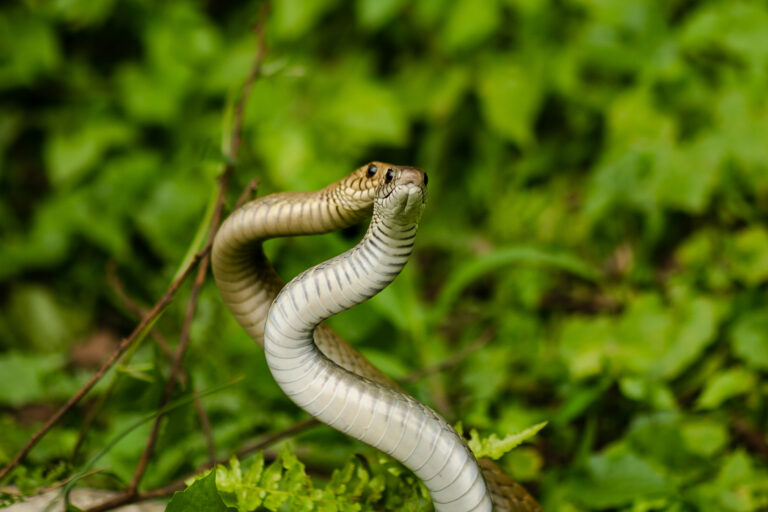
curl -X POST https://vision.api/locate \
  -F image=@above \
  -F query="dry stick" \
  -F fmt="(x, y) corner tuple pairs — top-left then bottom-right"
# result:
(0, 248), (207, 483)
(234, 177), (261, 209)
(128, 259), (211, 494)
(106, 260), (216, 463)
(106, 261), (173, 359)
(0, 4), (269, 490)
(82, 10), (271, 512)
(128, 7), (268, 495)
(400, 331), (493, 384)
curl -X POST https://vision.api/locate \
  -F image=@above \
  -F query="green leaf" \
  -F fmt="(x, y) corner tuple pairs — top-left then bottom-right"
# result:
(321, 79), (407, 146)
(273, 0), (339, 40)
(0, 352), (64, 407)
(441, 0), (500, 51)
(730, 311), (768, 370)
(696, 367), (756, 410)
(166, 470), (231, 512)
(43, 117), (132, 188)
(576, 446), (673, 508)
(658, 297), (722, 379)
(0, 11), (60, 88)
(434, 245), (601, 320)
(729, 227), (768, 286)
(477, 57), (542, 146)
(468, 422), (547, 459)
(681, 418), (728, 457)
(356, 0), (405, 28)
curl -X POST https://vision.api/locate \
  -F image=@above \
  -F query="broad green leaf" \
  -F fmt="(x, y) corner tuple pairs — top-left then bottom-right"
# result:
(434, 245), (601, 320)
(696, 367), (756, 410)
(44, 119), (134, 188)
(273, 0), (340, 39)
(0, 11), (60, 88)
(49, 0), (116, 25)
(655, 137), (722, 213)
(321, 79), (407, 146)
(477, 58), (542, 147)
(658, 297), (722, 379)
(559, 316), (613, 379)
(441, 0), (500, 51)
(576, 446), (673, 508)
(729, 227), (768, 286)
(730, 311), (768, 370)
(0, 352), (64, 407)
(356, 0), (405, 28)
(681, 419), (728, 457)
(505, 447), (543, 481)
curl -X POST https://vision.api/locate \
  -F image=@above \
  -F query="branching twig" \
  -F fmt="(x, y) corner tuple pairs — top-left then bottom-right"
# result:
(106, 261), (173, 358)
(106, 260), (216, 464)
(400, 331), (493, 384)
(0, 2), (270, 492)
(234, 177), (261, 209)
(128, 259), (211, 493)
(79, 9), (270, 512)
(0, 248), (206, 483)
(128, 5), (269, 495)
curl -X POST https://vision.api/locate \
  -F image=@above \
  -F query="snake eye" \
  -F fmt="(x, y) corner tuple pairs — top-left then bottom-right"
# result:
(385, 168), (395, 183)
(366, 164), (378, 177)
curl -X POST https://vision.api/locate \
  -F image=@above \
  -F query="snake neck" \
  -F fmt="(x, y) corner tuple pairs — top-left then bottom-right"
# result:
(264, 216), (493, 512)
(211, 184), (370, 343)
(210, 168), (405, 388)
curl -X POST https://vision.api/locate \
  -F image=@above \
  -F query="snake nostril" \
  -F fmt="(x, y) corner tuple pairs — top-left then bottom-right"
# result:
(423, 173), (428, 186)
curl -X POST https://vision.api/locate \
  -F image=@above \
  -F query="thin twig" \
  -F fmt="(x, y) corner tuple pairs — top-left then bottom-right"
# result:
(79, 10), (271, 511)
(0, 247), (207, 483)
(0, 3), (270, 490)
(399, 331), (493, 384)
(106, 261), (173, 359)
(230, 5), (268, 160)
(106, 260), (216, 464)
(127, 8), (269, 494)
(194, 395), (217, 465)
(234, 177), (261, 209)
(237, 418), (318, 458)
(128, 259), (210, 493)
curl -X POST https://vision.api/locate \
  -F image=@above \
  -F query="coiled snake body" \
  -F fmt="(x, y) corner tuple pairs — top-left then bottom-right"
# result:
(212, 163), (541, 511)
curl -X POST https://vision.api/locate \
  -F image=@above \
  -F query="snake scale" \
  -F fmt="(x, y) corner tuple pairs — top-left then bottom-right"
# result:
(212, 163), (542, 511)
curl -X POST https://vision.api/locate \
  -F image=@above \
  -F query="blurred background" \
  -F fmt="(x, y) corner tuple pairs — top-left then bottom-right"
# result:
(2, 0), (768, 510)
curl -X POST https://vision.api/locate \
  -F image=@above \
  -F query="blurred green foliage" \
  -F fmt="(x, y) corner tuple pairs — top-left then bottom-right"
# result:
(1, 0), (768, 510)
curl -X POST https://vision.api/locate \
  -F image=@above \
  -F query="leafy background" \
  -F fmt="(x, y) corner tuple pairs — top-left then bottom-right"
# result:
(2, 0), (768, 510)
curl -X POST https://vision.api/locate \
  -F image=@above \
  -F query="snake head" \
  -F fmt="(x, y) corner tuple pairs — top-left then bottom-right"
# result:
(338, 162), (424, 211)
(375, 166), (428, 224)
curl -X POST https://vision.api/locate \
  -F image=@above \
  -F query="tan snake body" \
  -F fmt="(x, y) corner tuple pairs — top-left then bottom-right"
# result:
(212, 163), (542, 511)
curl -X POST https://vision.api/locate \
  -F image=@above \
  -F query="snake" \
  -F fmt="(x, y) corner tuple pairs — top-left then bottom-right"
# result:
(212, 163), (542, 511)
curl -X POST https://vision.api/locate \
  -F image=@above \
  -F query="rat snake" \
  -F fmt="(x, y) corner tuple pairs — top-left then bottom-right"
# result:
(212, 163), (542, 511)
